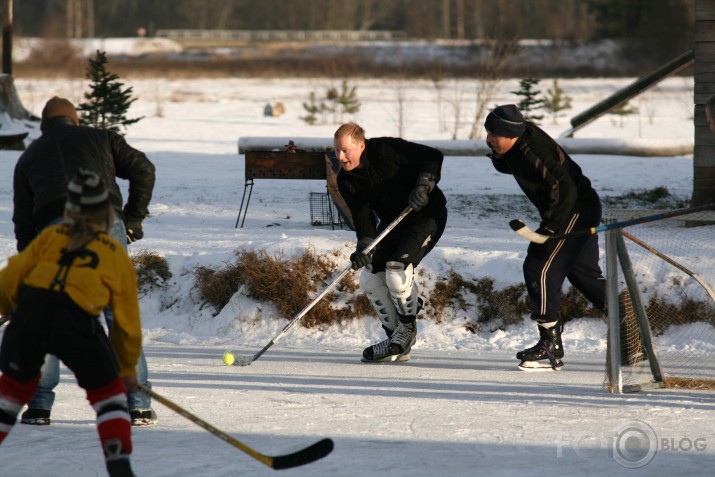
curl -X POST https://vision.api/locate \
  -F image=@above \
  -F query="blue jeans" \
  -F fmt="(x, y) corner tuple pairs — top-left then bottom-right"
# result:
(27, 216), (152, 410)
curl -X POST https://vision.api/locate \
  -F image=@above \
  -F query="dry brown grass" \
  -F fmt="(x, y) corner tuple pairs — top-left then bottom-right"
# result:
(194, 249), (614, 331)
(15, 52), (479, 80)
(194, 248), (371, 327)
(130, 249), (172, 295)
(645, 294), (715, 335)
(430, 270), (604, 332)
(430, 273), (530, 332)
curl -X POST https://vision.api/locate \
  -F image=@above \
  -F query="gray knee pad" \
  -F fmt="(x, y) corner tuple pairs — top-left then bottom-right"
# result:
(385, 261), (419, 316)
(359, 270), (399, 332)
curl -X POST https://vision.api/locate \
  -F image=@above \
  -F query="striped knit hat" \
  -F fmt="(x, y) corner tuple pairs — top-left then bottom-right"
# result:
(65, 169), (109, 214)
(484, 104), (526, 138)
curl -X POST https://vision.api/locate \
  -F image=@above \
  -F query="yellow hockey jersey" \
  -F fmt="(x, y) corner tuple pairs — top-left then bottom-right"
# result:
(0, 224), (141, 377)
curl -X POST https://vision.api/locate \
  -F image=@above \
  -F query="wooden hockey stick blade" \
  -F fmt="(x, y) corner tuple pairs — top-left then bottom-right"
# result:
(509, 219), (550, 244)
(138, 385), (334, 469)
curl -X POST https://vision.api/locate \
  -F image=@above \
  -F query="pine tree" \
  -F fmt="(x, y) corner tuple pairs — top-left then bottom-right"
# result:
(300, 92), (322, 125)
(511, 77), (545, 124)
(334, 80), (360, 122)
(301, 80), (360, 125)
(78, 50), (143, 134)
(543, 79), (572, 125)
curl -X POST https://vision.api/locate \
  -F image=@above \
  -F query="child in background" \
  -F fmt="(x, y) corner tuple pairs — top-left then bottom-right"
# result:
(0, 169), (142, 477)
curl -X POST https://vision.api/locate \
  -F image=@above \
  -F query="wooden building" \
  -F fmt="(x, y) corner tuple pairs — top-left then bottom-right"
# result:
(694, 0), (715, 205)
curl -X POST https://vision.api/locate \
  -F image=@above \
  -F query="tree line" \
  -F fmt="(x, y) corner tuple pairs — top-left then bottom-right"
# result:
(15, 0), (693, 67)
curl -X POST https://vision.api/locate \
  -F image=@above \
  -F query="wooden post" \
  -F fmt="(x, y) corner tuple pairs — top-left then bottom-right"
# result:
(693, 0), (715, 205)
(2, 0), (12, 75)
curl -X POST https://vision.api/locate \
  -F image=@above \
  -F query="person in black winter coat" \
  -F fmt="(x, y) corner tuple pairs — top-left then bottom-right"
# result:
(334, 122), (448, 362)
(485, 104), (605, 370)
(12, 96), (158, 426)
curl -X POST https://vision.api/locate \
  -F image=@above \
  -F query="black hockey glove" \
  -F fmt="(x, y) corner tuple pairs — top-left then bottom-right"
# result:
(125, 219), (144, 243)
(535, 225), (556, 236)
(349, 237), (374, 270)
(407, 173), (436, 212)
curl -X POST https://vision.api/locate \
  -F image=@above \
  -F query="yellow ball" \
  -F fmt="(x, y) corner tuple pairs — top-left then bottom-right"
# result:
(222, 351), (235, 366)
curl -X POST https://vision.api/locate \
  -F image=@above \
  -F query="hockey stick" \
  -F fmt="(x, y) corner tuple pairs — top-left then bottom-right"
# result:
(622, 230), (715, 303)
(231, 206), (413, 366)
(509, 202), (715, 244)
(137, 384), (334, 470)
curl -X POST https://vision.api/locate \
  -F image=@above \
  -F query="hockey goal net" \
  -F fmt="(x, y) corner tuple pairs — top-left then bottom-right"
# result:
(604, 207), (715, 393)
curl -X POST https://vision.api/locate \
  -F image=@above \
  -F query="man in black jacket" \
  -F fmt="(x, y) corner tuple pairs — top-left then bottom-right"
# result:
(12, 96), (158, 425)
(334, 122), (448, 362)
(485, 104), (605, 370)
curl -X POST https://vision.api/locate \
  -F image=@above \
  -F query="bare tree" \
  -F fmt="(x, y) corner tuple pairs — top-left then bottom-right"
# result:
(66, 0), (94, 38)
(446, 79), (467, 140)
(442, 0), (450, 38)
(468, 39), (517, 140)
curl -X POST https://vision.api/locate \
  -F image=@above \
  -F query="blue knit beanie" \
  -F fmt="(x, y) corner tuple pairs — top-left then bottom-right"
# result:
(484, 104), (526, 138)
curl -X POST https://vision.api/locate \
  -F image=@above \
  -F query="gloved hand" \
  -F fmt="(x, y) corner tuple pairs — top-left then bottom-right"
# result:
(536, 224), (556, 236)
(125, 219), (144, 243)
(407, 173), (436, 212)
(349, 237), (374, 270)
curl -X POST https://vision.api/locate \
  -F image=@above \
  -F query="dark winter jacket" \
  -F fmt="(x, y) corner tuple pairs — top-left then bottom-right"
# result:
(13, 117), (155, 251)
(489, 122), (600, 232)
(337, 137), (447, 240)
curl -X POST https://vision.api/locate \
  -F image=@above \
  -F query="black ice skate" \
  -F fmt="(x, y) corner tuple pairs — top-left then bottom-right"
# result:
(20, 408), (51, 425)
(517, 324), (564, 371)
(362, 301), (421, 363)
(130, 408), (158, 426)
(387, 319), (416, 355)
(361, 336), (411, 363)
(106, 456), (137, 477)
(362, 320), (417, 363)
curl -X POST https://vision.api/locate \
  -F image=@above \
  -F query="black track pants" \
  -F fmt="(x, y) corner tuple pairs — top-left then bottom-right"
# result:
(523, 209), (606, 322)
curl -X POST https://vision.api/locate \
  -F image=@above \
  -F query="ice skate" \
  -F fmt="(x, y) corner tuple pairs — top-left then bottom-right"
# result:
(130, 408), (157, 426)
(20, 408), (51, 426)
(361, 334), (411, 363)
(106, 456), (137, 477)
(517, 324), (564, 371)
(387, 319), (417, 356)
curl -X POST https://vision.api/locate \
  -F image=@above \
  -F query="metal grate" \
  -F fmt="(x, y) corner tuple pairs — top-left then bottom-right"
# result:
(309, 192), (344, 229)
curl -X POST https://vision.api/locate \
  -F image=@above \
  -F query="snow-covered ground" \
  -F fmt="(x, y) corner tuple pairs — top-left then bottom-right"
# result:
(0, 75), (713, 476)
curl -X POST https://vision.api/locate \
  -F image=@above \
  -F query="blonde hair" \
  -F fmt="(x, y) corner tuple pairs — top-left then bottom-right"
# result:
(334, 122), (366, 144)
(62, 204), (115, 252)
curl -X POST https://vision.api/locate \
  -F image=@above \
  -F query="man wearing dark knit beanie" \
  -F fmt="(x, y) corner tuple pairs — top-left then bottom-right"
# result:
(484, 104), (526, 138)
(12, 95), (158, 428)
(484, 104), (605, 371)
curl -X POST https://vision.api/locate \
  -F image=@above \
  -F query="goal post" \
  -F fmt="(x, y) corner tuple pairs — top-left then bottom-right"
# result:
(604, 208), (715, 393)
